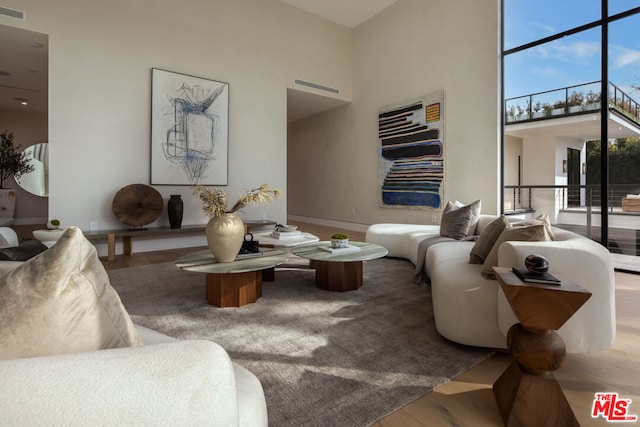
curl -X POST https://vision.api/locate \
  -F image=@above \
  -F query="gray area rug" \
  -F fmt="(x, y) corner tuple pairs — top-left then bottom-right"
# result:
(108, 256), (493, 427)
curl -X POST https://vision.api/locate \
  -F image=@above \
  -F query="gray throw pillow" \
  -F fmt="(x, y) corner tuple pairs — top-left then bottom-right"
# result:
(0, 239), (48, 261)
(481, 223), (552, 279)
(440, 200), (481, 240)
(469, 215), (509, 264)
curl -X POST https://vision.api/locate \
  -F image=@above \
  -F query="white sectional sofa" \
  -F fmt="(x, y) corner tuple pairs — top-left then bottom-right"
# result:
(366, 215), (616, 353)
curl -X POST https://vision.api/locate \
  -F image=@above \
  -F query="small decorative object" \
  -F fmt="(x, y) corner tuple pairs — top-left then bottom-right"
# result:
(239, 233), (260, 254)
(112, 184), (163, 230)
(330, 233), (349, 249)
(167, 194), (183, 229)
(274, 224), (297, 232)
(193, 184), (282, 262)
(47, 219), (60, 230)
(525, 254), (549, 274)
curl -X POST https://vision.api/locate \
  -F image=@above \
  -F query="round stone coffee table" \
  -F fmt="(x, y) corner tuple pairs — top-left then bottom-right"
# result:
(291, 241), (388, 292)
(175, 248), (289, 307)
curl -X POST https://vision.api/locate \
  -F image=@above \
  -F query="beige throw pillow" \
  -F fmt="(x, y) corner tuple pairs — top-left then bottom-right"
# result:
(469, 215), (509, 264)
(510, 213), (555, 240)
(481, 224), (552, 279)
(440, 199), (481, 240)
(0, 227), (142, 361)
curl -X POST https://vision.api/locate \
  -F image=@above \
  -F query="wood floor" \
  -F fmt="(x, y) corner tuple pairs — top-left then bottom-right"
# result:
(98, 222), (640, 427)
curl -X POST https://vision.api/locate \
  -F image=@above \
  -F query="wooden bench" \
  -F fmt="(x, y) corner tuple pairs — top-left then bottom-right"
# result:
(83, 225), (206, 261)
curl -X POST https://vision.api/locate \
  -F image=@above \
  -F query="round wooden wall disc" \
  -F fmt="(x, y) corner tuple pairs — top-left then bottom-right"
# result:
(112, 184), (163, 227)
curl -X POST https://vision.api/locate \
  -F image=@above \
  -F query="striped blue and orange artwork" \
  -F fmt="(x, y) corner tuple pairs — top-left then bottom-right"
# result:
(378, 92), (444, 209)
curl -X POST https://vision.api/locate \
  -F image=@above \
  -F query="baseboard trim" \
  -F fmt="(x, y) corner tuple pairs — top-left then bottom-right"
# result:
(287, 215), (370, 233)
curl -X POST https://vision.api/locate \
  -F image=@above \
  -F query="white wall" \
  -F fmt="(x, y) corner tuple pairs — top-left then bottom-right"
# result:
(0, 0), (352, 251)
(504, 135), (522, 210)
(504, 135), (523, 187)
(288, 0), (500, 228)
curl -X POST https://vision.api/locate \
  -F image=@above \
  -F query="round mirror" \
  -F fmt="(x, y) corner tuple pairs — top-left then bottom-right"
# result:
(15, 142), (48, 197)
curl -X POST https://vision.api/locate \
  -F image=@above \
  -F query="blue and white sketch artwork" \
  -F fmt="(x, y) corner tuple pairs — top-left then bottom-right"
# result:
(151, 69), (229, 185)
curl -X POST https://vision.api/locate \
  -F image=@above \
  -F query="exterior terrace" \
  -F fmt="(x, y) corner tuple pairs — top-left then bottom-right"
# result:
(504, 82), (640, 271)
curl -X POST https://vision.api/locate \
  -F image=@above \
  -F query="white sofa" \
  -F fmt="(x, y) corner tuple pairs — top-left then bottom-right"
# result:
(366, 215), (616, 353)
(0, 324), (268, 426)
(0, 226), (268, 426)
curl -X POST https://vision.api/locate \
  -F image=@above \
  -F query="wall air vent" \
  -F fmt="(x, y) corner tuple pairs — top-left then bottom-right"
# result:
(294, 79), (339, 94)
(0, 6), (25, 20)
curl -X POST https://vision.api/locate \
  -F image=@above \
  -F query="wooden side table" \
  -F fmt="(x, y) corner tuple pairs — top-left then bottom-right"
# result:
(492, 267), (592, 427)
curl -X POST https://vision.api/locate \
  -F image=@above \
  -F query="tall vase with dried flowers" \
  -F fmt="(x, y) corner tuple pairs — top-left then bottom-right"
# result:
(193, 184), (282, 262)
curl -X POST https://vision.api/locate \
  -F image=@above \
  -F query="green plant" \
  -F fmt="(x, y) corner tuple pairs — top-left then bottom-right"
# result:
(553, 100), (566, 110)
(533, 101), (542, 113)
(50, 219), (60, 226)
(586, 90), (601, 104)
(331, 233), (348, 240)
(568, 91), (585, 106)
(0, 131), (34, 188)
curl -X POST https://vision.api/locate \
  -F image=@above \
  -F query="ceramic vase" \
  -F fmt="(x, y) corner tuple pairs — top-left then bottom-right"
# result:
(167, 195), (183, 229)
(206, 213), (244, 262)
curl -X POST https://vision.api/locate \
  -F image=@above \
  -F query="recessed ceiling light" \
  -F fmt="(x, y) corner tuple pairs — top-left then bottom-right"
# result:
(14, 97), (28, 105)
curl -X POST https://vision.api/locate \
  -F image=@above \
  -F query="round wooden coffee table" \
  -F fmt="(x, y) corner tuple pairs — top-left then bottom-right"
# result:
(175, 248), (289, 307)
(291, 241), (388, 292)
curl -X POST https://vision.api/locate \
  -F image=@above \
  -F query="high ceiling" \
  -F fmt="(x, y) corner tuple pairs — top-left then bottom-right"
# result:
(0, 1), (399, 119)
(283, 0), (399, 122)
(281, 0), (399, 28)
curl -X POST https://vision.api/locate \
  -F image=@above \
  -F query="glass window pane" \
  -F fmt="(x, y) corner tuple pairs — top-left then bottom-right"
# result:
(503, 28), (601, 247)
(609, 1), (640, 16)
(505, 28), (601, 100)
(504, 0), (600, 50)
(604, 13), (640, 268)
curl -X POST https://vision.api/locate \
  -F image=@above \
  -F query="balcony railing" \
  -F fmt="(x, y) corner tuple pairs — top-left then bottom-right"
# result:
(505, 81), (640, 125)
(504, 184), (640, 212)
(504, 184), (640, 255)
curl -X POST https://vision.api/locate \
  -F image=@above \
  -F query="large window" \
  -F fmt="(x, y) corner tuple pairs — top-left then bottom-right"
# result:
(502, 2), (640, 272)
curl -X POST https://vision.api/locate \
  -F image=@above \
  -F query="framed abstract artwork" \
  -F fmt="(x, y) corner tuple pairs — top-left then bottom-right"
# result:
(151, 68), (229, 185)
(378, 90), (445, 209)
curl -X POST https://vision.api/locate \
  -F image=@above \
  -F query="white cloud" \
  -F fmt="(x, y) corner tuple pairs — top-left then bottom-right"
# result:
(528, 21), (556, 37)
(531, 67), (559, 78)
(610, 45), (640, 69)
(550, 41), (600, 62)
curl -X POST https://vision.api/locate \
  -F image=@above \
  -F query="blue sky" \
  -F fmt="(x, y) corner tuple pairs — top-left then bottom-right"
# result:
(504, 1), (640, 101)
